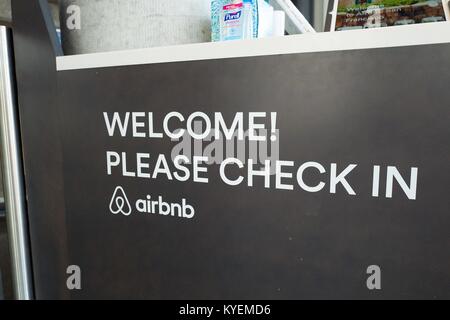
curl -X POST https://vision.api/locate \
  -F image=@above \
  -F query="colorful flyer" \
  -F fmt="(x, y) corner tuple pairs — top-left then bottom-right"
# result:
(331, 0), (447, 31)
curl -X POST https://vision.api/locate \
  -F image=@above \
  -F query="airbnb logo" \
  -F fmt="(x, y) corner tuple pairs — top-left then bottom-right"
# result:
(108, 186), (195, 220)
(109, 186), (132, 216)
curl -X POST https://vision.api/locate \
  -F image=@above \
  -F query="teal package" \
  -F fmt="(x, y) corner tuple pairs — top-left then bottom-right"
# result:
(211, 0), (258, 42)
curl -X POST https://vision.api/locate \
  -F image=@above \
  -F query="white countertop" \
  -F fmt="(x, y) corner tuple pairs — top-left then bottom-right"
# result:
(56, 22), (450, 71)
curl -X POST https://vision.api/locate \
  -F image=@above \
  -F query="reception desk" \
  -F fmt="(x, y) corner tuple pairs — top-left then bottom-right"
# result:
(5, 0), (450, 299)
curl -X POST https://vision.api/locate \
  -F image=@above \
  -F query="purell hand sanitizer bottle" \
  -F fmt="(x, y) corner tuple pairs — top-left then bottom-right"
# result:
(211, 0), (274, 41)
(212, 0), (257, 41)
(219, 0), (245, 41)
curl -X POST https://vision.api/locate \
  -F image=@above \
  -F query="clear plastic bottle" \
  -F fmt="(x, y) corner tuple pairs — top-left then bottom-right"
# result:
(242, 0), (255, 39)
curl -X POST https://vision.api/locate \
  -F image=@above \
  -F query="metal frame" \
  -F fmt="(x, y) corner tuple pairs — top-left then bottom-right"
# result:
(0, 26), (33, 300)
